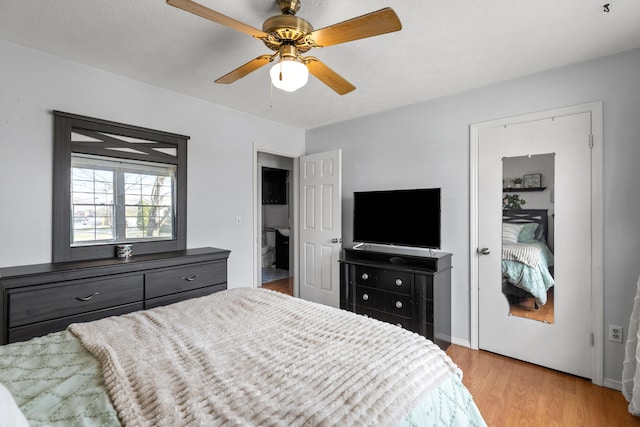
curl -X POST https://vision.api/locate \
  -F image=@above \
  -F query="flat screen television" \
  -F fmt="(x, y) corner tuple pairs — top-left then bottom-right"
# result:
(353, 188), (441, 249)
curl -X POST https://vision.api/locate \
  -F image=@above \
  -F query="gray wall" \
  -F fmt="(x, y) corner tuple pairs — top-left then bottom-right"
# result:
(0, 40), (306, 287)
(305, 48), (640, 385)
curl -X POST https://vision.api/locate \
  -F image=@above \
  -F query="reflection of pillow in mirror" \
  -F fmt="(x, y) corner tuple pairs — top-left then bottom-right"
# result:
(518, 223), (539, 242)
(502, 223), (523, 244)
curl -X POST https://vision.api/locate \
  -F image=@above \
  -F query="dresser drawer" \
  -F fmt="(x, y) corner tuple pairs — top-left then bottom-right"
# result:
(355, 286), (412, 318)
(356, 306), (412, 330)
(145, 283), (226, 309)
(145, 261), (227, 299)
(8, 275), (144, 328)
(353, 266), (412, 295)
(8, 302), (143, 344)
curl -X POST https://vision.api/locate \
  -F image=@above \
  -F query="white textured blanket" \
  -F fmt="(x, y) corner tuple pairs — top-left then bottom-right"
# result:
(69, 288), (459, 427)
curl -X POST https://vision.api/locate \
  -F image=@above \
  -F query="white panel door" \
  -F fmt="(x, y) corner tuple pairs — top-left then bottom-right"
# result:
(478, 112), (593, 378)
(299, 150), (342, 307)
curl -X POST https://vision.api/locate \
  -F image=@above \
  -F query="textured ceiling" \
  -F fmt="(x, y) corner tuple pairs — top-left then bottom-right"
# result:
(1, 0), (639, 129)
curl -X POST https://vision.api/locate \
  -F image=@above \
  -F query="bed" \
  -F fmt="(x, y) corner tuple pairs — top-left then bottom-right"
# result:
(0, 287), (486, 426)
(502, 209), (555, 308)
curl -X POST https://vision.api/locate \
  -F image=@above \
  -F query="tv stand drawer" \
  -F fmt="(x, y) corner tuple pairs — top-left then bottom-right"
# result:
(355, 286), (412, 318)
(352, 266), (412, 294)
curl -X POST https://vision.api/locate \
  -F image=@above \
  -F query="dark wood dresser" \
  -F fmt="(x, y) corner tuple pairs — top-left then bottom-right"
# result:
(0, 247), (230, 345)
(340, 248), (452, 350)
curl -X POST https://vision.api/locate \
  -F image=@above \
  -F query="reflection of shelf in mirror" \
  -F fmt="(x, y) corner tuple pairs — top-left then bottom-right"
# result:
(503, 187), (547, 192)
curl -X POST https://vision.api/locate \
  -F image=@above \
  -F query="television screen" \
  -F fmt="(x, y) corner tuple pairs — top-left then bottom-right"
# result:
(353, 188), (441, 249)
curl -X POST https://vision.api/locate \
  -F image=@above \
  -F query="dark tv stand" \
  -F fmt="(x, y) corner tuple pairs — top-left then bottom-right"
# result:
(339, 248), (452, 350)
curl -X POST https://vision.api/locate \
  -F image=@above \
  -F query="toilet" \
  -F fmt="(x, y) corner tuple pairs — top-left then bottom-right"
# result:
(261, 229), (276, 267)
(261, 245), (275, 267)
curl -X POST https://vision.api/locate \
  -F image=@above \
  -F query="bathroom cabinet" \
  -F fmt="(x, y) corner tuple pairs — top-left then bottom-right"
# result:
(262, 168), (287, 205)
(276, 230), (289, 270)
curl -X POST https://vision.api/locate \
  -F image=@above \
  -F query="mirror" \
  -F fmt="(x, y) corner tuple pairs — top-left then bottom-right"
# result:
(52, 111), (188, 263)
(501, 154), (555, 323)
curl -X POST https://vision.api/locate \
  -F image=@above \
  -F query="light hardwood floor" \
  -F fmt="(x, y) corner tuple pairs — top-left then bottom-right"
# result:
(261, 277), (293, 295)
(446, 344), (640, 426)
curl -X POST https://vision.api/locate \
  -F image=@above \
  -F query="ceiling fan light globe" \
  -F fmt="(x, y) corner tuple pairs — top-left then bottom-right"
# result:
(270, 59), (309, 92)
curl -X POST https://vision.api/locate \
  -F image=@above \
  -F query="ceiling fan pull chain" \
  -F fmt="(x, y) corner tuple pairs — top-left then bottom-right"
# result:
(270, 79), (274, 108)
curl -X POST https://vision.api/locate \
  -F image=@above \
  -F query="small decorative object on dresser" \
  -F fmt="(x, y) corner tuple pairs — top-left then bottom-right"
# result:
(524, 173), (542, 188)
(339, 248), (452, 350)
(115, 244), (133, 258)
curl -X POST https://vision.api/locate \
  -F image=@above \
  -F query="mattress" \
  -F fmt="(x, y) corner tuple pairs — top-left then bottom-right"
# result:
(0, 289), (486, 426)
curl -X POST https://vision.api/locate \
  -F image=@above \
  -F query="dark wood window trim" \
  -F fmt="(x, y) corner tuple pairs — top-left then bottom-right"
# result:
(53, 111), (189, 262)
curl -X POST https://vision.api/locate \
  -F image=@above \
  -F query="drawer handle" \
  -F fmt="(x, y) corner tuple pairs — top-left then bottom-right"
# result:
(361, 273), (369, 280)
(395, 278), (403, 286)
(75, 292), (100, 302)
(395, 301), (403, 309)
(183, 274), (199, 282)
(362, 293), (369, 301)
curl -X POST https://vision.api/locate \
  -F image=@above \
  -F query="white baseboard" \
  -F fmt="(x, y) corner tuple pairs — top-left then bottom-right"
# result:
(450, 336), (471, 348)
(604, 378), (622, 391)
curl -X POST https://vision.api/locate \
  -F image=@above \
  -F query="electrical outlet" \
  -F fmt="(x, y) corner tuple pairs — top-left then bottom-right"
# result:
(609, 325), (623, 343)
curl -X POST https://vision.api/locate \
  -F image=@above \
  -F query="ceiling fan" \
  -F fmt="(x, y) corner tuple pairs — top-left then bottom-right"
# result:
(166, 0), (402, 95)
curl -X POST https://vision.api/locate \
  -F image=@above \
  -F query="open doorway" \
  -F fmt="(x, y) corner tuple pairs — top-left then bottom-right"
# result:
(258, 152), (294, 296)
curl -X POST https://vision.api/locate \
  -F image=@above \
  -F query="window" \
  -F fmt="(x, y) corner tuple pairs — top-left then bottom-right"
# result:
(53, 112), (188, 262)
(70, 154), (176, 246)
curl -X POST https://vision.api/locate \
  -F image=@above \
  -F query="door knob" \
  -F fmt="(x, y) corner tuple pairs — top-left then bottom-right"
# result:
(478, 247), (491, 255)
(331, 237), (343, 244)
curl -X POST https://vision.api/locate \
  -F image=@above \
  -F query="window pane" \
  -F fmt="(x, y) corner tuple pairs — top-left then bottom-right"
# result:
(124, 172), (173, 240)
(73, 205), (115, 243)
(94, 169), (113, 183)
(70, 161), (115, 246)
(72, 192), (96, 205)
(72, 168), (94, 180)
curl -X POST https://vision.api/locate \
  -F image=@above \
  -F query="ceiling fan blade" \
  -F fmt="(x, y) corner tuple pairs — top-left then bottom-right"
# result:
(215, 54), (274, 84)
(166, 0), (268, 39)
(308, 8), (402, 47)
(304, 57), (355, 95)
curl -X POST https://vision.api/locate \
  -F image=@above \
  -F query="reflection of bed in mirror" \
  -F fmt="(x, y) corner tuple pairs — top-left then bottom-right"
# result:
(501, 209), (554, 309)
